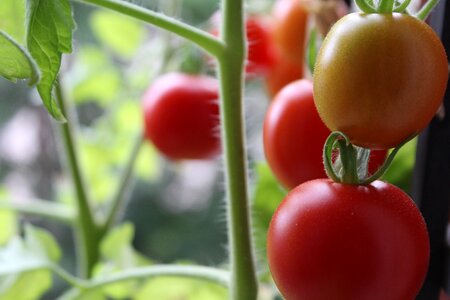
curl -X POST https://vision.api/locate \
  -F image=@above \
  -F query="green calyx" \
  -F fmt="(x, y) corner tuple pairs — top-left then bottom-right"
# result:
(323, 131), (414, 185)
(355, 0), (436, 17)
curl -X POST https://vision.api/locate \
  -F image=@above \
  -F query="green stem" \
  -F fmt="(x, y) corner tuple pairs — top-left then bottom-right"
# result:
(76, 0), (225, 57)
(217, 0), (258, 299)
(55, 81), (100, 278)
(58, 265), (229, 300)
(101, 133), (144, 231)
(0, 198), (75, 224)
(415, 0), (440, 20)
(378, 0), (395, 12)
(337, 140), (359, 183)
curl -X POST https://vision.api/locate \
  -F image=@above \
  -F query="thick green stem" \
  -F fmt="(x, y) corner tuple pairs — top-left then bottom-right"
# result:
(101, 133), (144, 231)
(55, 82), (100, 278)
(76, 0), (225, 57)
(217, 1), (258, 299)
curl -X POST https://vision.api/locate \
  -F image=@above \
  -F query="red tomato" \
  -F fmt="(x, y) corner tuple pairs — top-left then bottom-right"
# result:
(313, 13), (448, 149)
(272, 0), (309, 63)
(268, 179), (430, 300)
(264, 79), (387, 189)
(210, 14), (274, 76)
(142, 73), (220, 160)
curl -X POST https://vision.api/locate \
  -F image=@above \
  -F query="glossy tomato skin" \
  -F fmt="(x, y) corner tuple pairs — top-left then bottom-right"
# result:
(264, 80), (329, 189)
(272, 0), (309, 63)
(314, 13), (448, 149)
(263, 80), (387, 189)
(268, 179), (430, 300)
(142, 73), (220, 160)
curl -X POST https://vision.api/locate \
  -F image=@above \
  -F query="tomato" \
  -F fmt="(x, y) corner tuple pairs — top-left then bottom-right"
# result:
(313, 13), (448, 149)
(272, 0), (309, 63)
(264, 50), (304, 97)
(142, 73), (220, 160)
(264, 79), (387, 189)
(267, 179), (430, 300)
(210, 14), (274, 76)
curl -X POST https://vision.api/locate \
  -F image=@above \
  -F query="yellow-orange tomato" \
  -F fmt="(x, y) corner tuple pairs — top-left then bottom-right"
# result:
(272, 0), (309, 63)
(314, 13), (448, 149)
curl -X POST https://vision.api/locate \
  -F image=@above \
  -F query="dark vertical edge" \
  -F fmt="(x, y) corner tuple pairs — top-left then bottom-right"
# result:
(414, 0), (450, 298)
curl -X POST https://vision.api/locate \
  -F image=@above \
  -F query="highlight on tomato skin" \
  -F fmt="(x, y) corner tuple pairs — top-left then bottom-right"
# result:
(142, 72), (221, 160)
(263, 79), (387, 189)
(313, 12), (448, 149)
(267, 178), (430, 300)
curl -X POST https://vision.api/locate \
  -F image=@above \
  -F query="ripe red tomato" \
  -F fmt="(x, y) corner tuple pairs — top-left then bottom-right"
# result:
(272, 0), (309, 63)
(267, 179), (430, 300)
(314, 13), (448, 149)
(210, 14), (274, 76)
(142, 73), (220, 160)
(264, 79), (387, 189)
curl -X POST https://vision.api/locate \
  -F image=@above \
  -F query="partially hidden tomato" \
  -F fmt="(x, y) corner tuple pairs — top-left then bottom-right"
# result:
(272, 0), (309, 63)
(264, 79), (387, 189)
(314, 13), (448, 149)
(267, 179), (430, 300)
(264, 49), (304, 97)
(142, 73), (220, 160)
(210, 14), (274, 76)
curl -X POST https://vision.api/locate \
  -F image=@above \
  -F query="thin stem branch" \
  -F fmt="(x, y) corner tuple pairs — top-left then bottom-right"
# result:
(58, 265), (229, 300)
(217, 0), (258, 299)
(416, 0), (440, 20)
(378, 0), (395, 12)
(76, 0), (225, 57)
(55, 81), (100, 278)
(101, 133), (144, 231)
(0, 198), (75, 224)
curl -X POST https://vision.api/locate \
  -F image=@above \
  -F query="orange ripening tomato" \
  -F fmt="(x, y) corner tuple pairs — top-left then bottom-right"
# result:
(272, 0), (309, 63)
(314, 13), (448, 149)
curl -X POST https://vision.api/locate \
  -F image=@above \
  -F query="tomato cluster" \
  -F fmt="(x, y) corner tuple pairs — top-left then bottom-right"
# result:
(265, 2), (447, 300)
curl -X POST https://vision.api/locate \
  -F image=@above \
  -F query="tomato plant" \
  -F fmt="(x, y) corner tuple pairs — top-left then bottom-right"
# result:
(267, 179), (430, 300)
(264, 79), (387, 189)
(314, 12), (448, 149)
(142, 72), (221, 160)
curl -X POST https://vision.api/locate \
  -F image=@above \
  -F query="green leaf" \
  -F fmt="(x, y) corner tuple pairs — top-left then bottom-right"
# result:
(251, 162), (286, 275)
(0, 31), (40, 85)
(0, 224), (61, 300)
(92, 223), (151, 299)
(90, 10), (145, 59)
(0, 191), (17, 246)
(0, 0), (26, 43)
(135, 277), (227, 300)
(382, 138), (417, 193)
(26, 0), (75, 122)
